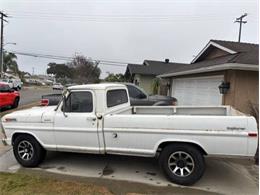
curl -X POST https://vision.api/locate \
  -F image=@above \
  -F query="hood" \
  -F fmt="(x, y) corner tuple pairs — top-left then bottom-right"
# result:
(148, 95), (177, 102)
(2, 106), (56, 123)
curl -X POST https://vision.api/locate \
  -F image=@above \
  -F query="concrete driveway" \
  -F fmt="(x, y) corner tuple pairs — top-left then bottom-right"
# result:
(0, 145), (258, 195)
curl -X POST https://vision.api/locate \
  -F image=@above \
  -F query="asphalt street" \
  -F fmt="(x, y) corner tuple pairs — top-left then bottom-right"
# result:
(19, 86), (59, 106)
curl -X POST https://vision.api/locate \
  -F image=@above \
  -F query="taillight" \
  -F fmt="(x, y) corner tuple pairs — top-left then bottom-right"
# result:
(248, 132), (258, 137)
(41, 99), (49, 106)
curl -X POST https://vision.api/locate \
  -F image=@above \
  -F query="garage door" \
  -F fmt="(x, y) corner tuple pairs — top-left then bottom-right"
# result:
(171, 75), (223, 106)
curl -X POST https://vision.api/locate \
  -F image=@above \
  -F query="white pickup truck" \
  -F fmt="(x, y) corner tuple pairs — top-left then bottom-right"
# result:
(1, 83), (258, 185)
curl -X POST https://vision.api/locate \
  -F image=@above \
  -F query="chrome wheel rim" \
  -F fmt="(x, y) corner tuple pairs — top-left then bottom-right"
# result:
(18, 141), (34, 161)
(168, 151), (194, 177)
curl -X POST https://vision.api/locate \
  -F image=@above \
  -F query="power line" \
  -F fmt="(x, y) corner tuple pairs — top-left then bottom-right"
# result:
(7, 11), (247, 23)
(7, 50), (130, 67)
(234, 13), (247, 42)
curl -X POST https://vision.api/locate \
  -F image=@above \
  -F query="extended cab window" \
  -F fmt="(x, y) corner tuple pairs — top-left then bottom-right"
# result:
(107, 89), (128, 108)
(64, 91), (93, 113)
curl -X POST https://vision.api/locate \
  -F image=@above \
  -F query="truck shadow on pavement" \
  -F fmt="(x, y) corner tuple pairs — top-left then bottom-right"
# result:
(29, 151), (258, 195)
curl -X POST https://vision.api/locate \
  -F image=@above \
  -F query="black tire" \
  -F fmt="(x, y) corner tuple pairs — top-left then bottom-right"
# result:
(11, 97), (19, 108)
(159, 143), (205, 186)
(13, 135), (46, 167)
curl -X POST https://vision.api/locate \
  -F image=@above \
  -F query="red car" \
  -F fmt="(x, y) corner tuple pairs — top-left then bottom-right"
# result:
(0, 82), (20, 110)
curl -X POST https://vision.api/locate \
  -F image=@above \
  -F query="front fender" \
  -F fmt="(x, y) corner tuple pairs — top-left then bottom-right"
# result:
(10, 130), (56, 150)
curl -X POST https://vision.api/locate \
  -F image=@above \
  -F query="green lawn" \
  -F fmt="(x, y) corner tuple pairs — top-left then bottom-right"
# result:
(0, 172), (112, 195)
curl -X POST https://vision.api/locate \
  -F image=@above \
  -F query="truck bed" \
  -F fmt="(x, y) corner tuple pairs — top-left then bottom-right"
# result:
(114, 106), (244, 116)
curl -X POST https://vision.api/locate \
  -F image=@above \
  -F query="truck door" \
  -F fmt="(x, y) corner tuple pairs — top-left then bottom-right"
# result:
(53, 90), (100, 153)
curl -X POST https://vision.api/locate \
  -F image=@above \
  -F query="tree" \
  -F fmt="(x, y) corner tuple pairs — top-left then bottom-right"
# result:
(68, 56), (101, 84)
(151, 78), (160, 95)
(47, 63), (74, 79)
(104, 73), (126, 82)
(3, 52), (19, 74)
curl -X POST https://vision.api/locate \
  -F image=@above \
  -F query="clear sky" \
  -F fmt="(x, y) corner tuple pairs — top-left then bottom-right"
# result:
(1, 0), (259, 78)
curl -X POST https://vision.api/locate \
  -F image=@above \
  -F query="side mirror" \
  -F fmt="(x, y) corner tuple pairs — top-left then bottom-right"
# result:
(9, 89), (15, 93)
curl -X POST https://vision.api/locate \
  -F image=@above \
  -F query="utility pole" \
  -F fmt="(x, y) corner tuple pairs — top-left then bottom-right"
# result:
(0, 11), (8, 78)
(234, 13), (247, 42)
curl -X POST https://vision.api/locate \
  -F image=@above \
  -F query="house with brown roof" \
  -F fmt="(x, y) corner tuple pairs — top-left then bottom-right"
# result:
(159, 40), (259, 114)
(125, 59), (188, 94)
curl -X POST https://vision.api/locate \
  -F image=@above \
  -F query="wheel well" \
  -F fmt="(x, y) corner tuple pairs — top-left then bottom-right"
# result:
(157, 141), (207, 155)
(12, 133), (35, 145)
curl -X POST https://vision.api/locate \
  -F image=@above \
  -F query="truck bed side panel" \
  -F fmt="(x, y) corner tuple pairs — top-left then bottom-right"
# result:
(103, 115), (257, 157)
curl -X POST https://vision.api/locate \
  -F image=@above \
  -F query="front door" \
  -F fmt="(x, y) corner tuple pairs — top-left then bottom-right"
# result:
(54, 90), (100, 153)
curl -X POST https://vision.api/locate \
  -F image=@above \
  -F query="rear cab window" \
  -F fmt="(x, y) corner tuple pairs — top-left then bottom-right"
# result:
(107, 89), (128, 108)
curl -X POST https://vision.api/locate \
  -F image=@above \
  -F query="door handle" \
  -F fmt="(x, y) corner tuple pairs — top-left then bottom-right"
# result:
(87, 117), (96, 121)
(112, 132), (118, 138)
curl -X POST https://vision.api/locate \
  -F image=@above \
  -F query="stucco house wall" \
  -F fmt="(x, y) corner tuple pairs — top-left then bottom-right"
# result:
(224, 70), (259, 114)
(133, 74), (154, 94)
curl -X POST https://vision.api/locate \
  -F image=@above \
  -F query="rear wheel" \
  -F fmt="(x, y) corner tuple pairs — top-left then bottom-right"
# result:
(13, 135), (46, 167)
(11, 97), (19, 108)
(159, 143), (205, 185)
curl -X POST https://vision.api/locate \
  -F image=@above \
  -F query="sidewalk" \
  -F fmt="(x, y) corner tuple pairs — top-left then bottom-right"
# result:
(0, 130), (11, 156)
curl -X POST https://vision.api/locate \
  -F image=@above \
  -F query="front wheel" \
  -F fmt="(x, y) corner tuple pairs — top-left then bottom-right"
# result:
(11, 97), (19, 108)
(13, 135), (46, 167)
(159, 143), (205, 185)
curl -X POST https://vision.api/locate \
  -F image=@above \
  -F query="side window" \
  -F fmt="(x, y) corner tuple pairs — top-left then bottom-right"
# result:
(127, 85), (147, 99)
(64, 91), (93, 113)
(107, 89), (128, 108)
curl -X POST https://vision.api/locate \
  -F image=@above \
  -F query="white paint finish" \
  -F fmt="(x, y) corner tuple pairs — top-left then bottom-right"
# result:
(103, 114), (257, 156)
(1, 83), (258, 160)
(53, 90), (100, 152)
(171, 75), (223, 105)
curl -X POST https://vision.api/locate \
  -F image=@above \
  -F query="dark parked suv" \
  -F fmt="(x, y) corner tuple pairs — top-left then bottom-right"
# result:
(41, 83), (177, 106)
(125, 83), (177, 106)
